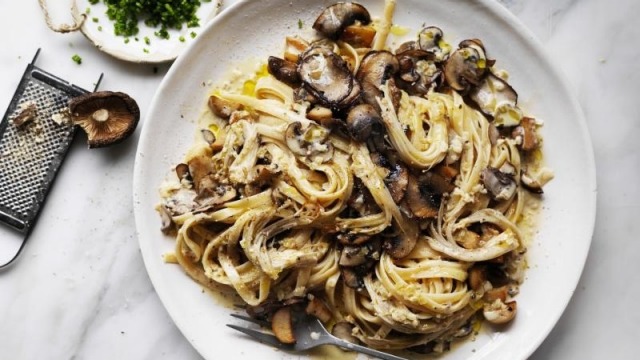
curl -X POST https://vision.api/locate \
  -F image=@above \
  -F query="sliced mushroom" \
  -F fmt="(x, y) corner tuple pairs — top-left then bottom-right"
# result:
(298, 46), (358, 109)
(332, 322), (358, 344)
(395, 48), (441, 95)
(208, 94), (242, 119)
(484, 285), (509, 302)
(417, 26), (450, 61)
(443, 44), (487, 92)
(305, 297), (333, 323)
(267, 56), (301, 87)
(469, 72), (522, 128)
(340, 24), (376, 48)
(482, 167), (517, 201)
(195, 182), (237, 211)
(68, 91), (140, 148)
(158, 205), (174, 234)
(483, 299), (517, 325)
(384, 229), (417, 259)
(337, 233), (371, 246)
(313, 2), (371, 39)
(339, 239), (382, 267)
(385, 163), (409, 203)
(356, 51), (399, 109)
(284, 121), (334, 163)
(175, 163), (191, 182)
(511, 116), (539, 150)
(521, 170), (544, 194)
(406, 172), (454, 219)
(341, 267), (364, 289)
(271, 307), (296, 344)
(340, 245), (369, 267)
(346, 104), (382, 142)
(468, 264), (487, 291)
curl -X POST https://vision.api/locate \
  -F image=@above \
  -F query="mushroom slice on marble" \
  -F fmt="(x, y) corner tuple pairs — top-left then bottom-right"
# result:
(313, 2), (371, 40)
(68, 91), (140, 148)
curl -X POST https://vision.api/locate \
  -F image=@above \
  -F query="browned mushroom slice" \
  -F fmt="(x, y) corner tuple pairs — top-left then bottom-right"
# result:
(339, 238), (382, 267)
(345, 103), (382, 142)
(341, 267), (364, 289)
(271, 307), (296, 344)
(395, 48), (441, 95)
(175, 163), (191, 182)
(158, 205), (174, 234)
(305, 297), (333, 323)
(482, 167), (517, 201)
(284, 121), (334, 163)
(68, 91), (140, 148)
(313, 2), (371, 39)
(187, 155), (215, 193)
(340, 24), (376, 48)
(406, 172), (454, 219)
(208, 94), (242, 119)
(469, 72), (520, 125)
(417, 26), (450, 61)
(384, 229), (417, 259)
(443, 44), (487, 92)
(298, 47), (356, 108)
(468, 264), (487, 291)
(267, 56), (301, 87)
(511, 116), (539, 151)
(521, 170), (544, 194)
(356, 50), (399, 109)
(385, 163), (409, 203)
(195, 181), (237, 209)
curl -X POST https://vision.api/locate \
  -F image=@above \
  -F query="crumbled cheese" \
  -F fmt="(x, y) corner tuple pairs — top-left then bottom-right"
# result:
(310, 331), (321, 340)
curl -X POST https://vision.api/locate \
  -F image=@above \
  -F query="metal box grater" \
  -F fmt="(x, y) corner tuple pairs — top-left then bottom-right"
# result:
(0, 50), (102, 267)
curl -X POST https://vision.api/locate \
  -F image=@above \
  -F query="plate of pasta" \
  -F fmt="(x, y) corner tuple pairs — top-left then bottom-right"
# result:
(133, 0), (596, 359)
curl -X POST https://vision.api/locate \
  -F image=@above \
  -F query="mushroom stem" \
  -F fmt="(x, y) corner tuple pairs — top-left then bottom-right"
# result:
(92, 109), (110, 122)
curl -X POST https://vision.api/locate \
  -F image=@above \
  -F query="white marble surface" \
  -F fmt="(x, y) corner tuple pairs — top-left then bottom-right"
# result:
(0, 0), (637, 359)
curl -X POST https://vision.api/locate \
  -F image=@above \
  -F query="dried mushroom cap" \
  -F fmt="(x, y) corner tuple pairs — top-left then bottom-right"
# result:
(69, 91), (140, 148)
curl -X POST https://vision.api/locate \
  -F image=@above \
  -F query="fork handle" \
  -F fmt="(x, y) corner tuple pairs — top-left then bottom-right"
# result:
(327, 337), (407, 360)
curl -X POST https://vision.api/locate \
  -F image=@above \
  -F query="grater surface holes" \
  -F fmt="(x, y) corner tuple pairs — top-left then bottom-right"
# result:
(0, 79), (75, 220)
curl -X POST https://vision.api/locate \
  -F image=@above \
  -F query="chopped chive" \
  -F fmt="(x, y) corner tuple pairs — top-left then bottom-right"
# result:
(71, 54), (82, 65)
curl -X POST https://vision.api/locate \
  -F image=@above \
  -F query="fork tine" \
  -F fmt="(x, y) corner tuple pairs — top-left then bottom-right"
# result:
(226, 324), (289, 349)
(230, 313), (271, 327)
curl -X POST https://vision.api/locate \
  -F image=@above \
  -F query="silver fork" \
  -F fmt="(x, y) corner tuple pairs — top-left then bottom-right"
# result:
(227, 313), (408, 360)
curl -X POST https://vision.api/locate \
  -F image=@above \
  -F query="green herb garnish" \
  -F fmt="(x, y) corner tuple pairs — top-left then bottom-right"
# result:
(72, 54), (82, 64)
(298, 19), (303, 29)
(87, 0), (207, 39)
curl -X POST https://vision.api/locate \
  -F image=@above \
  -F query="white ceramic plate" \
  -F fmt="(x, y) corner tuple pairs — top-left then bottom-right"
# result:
(74, 0), (222, 63)
(133, 0), (597, 359)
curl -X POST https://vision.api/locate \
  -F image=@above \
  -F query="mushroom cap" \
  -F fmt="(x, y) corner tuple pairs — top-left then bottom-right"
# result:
(313, 2), (371, 39)
(69, 91), (140, 148)
(297, 46), (359, 109)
